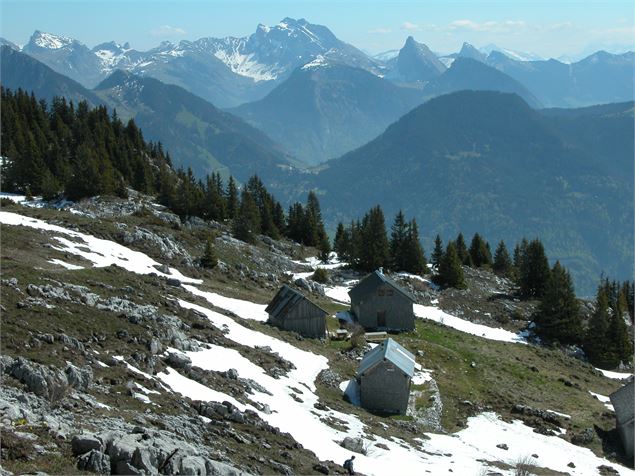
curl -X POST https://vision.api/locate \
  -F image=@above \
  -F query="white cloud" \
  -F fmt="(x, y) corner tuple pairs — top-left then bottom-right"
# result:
(150, 25), (187, 38)
(368, 27), (392, 34)
(401, 22), (421, 31)
(448, 19), (526, 33)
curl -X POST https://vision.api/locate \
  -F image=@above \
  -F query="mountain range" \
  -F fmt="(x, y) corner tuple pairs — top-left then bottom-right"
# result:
(5, 20), (633, 111)
(1, 19), (634, 294)
(273, 91), (633, 296)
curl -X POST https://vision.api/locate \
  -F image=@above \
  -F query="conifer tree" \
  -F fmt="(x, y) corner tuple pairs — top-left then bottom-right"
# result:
(534, 261), (581, 344)
(359, 206), (390, 271)
(333, 222), (349, 260)
(493, 240), (512, 276)
(455, 233), (472, 266)
(233, 190), (260, 243)
(431, 234), (444, 269)
(390, 210), (408, 271)
(519, 239), (550, 298)
(318, 233), (331, 263)
(225, 176), (239, 219)
(584, 285), (613, 367)
(436, 241), (466, 289)
(469, 233), (492, 267)
(200, 238), (218, 269)
(403, 219), (427, 274)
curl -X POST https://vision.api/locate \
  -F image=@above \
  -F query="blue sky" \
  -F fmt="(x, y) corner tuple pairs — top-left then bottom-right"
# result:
(2, 0), (633, 58)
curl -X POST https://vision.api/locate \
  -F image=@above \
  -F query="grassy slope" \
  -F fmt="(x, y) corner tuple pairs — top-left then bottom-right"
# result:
(0, 200), (630, 471)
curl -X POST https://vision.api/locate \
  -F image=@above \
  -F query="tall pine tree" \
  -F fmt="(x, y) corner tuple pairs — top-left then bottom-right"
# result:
(533, 261), (581, 344)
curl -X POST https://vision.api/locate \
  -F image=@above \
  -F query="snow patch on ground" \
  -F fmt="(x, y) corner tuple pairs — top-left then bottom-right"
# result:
(589, 391), (615, 411)
(182, 284), (268, 322)
(595, 368), (633, 380)
(0, 212), (201, 284)
(48, 259), (84, 270)
(414, 304), (526, 344)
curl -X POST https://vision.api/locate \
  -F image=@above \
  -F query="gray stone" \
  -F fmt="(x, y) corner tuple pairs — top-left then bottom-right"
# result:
(65, 364), (93, 391)
(496, 443), (509, 450)
(226, 368), (239, 380)
(167, 278), (182, 287)
(72, 434), (103, 455)
(571, 428), (595, 446)
(131, 447), (157, 473)
(155, 264), (171, 275)
(166, 352), (191, 369)
(340, 437), (366, 454)
(77, 449), (111, 474)
(8, 357), (69, 399)
(180, 455), (208, 475)
(147, 338), (162, 355)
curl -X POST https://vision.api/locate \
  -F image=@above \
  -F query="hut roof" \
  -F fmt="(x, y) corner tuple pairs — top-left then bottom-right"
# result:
(357, 338), (416, 378)
(348, 270), (415, 303)
(610, 379), (634, 426)
(265, 285), (327, 319)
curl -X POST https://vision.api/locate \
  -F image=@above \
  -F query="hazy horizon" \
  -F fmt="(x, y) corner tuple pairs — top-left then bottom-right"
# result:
(2, 0), (634, 60)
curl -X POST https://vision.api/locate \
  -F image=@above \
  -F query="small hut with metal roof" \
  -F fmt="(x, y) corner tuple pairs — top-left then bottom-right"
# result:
(356, 338), (415, 414)
(266, 285), (328, 338)
(609, 379), (634, 458)
(348, 269), (415, 331)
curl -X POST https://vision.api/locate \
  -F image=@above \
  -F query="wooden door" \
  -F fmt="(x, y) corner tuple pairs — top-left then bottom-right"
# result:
(377, 310), (387, 327)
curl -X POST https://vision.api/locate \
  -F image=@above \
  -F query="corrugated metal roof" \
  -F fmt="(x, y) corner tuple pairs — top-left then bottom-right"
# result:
(265, 285), (328, 319)
(348, 270), (415, 303)
(610, 379), (634, 425)
(357, 338), (415, 378)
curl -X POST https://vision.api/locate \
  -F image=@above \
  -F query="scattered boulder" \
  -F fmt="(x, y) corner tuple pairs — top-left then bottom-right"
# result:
(77, 449), (110, 474)
(65, 364), (93, 391)
(166, 353), (192, 369)
(71, 434), (103, 455)
(340, 437), (366, 455)
(571, 428), (595, 446)
(496, 443), (509, 450)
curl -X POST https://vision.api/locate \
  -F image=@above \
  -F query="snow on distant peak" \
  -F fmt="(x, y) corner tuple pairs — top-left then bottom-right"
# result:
(301, 55), (328, 70)
(32, 31), (74, 49)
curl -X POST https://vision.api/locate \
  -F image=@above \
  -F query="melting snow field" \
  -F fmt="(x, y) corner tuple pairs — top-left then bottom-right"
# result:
(0, 211), (200, 284)
(413, 304), (527, 344)
(2, 210), (633, 475)
(589, 391), (615, 411)
(595, 368), (633, 380)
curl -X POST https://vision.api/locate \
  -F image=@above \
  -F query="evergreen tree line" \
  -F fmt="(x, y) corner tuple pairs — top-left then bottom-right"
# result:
(333, 207), (426, 274)
(0, 89), (332, 253)
(582, 278), (633, 368)
(1, 88), (168, 200)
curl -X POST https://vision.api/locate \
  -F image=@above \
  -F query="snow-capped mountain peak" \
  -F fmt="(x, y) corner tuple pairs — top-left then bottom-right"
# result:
(29, 30), (75, 50)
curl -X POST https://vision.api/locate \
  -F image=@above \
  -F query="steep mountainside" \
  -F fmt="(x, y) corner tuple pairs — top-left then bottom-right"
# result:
(0, 196), (632, 475)
(285, 91), (633, 295)
(231, 62), (423, 165)
(486, 51), (635, 107)
(0, 46), (103, 107)
(22, 31), (106, 88)
(94, 71), (294, 181)
(422, 58), (542, 108)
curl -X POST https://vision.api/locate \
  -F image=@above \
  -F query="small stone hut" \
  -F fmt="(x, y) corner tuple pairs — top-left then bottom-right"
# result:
(266, 285), (328, 338)
(348, 269), (415, 331)
(609, 379), (634, 459)
(356, 338), (415, 414)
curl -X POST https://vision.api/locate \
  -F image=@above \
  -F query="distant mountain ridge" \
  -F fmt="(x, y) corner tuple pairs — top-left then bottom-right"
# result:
(231, 61), (423, 165)
(274, 91), (633, 296)
(94, 70), (294, 181)
(7, 22), (633, 109)
(0, 46), (103, 107)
